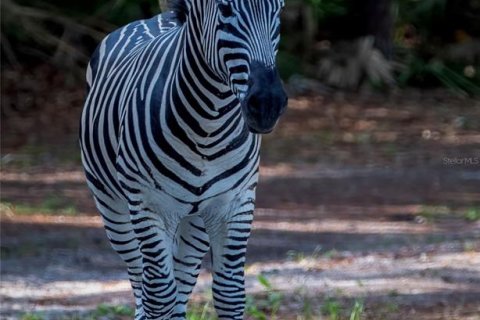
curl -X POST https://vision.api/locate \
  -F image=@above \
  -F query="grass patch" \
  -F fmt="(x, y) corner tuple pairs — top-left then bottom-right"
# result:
(416, 205), (480, 223)
(20, 304), (137, 320)
(1, 197), (77, 216)
(187, 276), (365, 320)
(322, 298), (342, 320)
(417, 205), (451, 222)
(322, 298), (365, 320)
(349, 300), (364, 320)
(21, 314), (44, 320)
(287, 246), (339, 263)
(245, 274), (283, 320)
(1, 142), (82, 169)
(382, 143), (398, 159)
(19, 297), (366, 320)
(464, 207), (480, 221)
(187, 301), (216, 320)
(20, 280), (366, 320)
(91, 304), (135, 318)
(463, 240), (478, 252)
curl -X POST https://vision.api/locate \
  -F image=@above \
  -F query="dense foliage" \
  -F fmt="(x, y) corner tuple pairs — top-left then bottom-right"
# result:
(1, 0), (479, 94)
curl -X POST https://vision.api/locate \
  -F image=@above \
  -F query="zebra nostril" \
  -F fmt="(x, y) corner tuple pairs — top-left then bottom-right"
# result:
(247, 94), (261, 113)
(247, 75), (255, 88)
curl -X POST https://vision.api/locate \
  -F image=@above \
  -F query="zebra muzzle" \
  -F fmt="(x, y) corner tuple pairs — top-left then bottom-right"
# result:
(241, 61), (288, 134)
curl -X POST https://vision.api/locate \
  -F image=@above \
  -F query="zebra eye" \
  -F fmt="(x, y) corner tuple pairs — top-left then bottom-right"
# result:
(218, 1), (234, 17)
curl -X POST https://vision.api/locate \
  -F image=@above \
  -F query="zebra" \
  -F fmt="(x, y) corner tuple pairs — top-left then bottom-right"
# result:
(79, 0), (287, 318)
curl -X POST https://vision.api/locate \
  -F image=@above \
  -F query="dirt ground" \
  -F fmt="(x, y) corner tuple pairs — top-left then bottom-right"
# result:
(1, 92), (480, 319)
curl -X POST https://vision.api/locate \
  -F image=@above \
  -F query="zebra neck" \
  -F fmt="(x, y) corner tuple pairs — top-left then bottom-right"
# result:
(166, 13), (249, 151)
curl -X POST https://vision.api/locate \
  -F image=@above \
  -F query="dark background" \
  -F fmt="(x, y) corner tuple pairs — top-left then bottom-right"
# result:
(1, 1), (480, 319)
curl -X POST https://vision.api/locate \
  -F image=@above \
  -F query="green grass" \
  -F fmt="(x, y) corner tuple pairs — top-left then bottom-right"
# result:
(187, 276), (365, 320)
(1, 142), (82, 169)
(287, 246), (332, 262)
(21, 314), (44, 320)
(417, 205), (452, 222)
(186, 301), (216, 320)
(416, 205), (480, 223)
(382, 143), (398, 159)
(91, 304), (135, 318)
(322, 298), (342, 320)
(463, 240), (477, 252)
(0, 197), (77, 216)
(377, 301), (399, 315)
(245, 274), (283, 320)
(18, 277), (367, 320)
(321, 298), (365, 320)
(464, 207), (480, 221)
(21, 304), (135, 320)
(20, 296), (366, 320)
(349, 301), (364, 320)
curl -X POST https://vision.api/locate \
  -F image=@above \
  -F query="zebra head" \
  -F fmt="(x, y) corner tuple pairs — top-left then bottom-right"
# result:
(204, 0), (288, 133)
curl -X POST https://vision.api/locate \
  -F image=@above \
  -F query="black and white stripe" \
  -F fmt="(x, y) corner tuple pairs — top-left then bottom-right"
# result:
(80, 0), (285, 319)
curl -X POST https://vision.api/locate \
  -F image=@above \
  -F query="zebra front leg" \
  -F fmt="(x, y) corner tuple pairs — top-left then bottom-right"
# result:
(206, 210), (253, 320)
(93, 196), (145, 319)
(171, 214), (210, 318)
(130, 206), (179, 320)
(104, 222), (145, 320)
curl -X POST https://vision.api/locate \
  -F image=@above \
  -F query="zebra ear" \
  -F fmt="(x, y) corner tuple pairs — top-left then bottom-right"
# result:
(216, 0), (234, 17)
(215, 0), (232, 5)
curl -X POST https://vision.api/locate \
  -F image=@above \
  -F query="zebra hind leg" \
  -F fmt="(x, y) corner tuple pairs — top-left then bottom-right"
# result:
(171, 214), (210, 319)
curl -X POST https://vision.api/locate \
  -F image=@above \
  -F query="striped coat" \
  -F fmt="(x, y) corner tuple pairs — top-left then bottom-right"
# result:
(80, 0), (287, 319)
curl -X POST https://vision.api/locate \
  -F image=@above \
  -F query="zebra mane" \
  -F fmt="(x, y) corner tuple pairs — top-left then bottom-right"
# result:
(168, 0), (189, 23)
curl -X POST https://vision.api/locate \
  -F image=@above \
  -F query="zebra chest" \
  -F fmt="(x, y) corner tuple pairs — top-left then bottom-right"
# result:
(117, 111), (258, 203)
(141, 150), (256, 203)
(162, 154), (244, 185)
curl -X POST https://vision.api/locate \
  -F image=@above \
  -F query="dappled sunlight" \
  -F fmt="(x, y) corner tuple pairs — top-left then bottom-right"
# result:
(0, 279), (131, 300)
(261, 94), (480, 169)
(0, 213), (102, 227)
(2, 67), (479, 320)
(2, 242), (478, 317)
(2, 0), (480, 317)
(252, 216), (438, 235)
(441, 192), (480, 202)
(0, 170), (85, 184)
(0, 279), (134, 316)
(2, 205), (479, 318)
(243, 251), (480, 297)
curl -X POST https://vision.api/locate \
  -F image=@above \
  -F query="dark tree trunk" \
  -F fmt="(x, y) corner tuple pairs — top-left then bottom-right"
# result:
(350, 0), (393, 59)
(346, 0), (394, 58)
(139, 0), (154, 18)
(363, 0), (394, 59)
